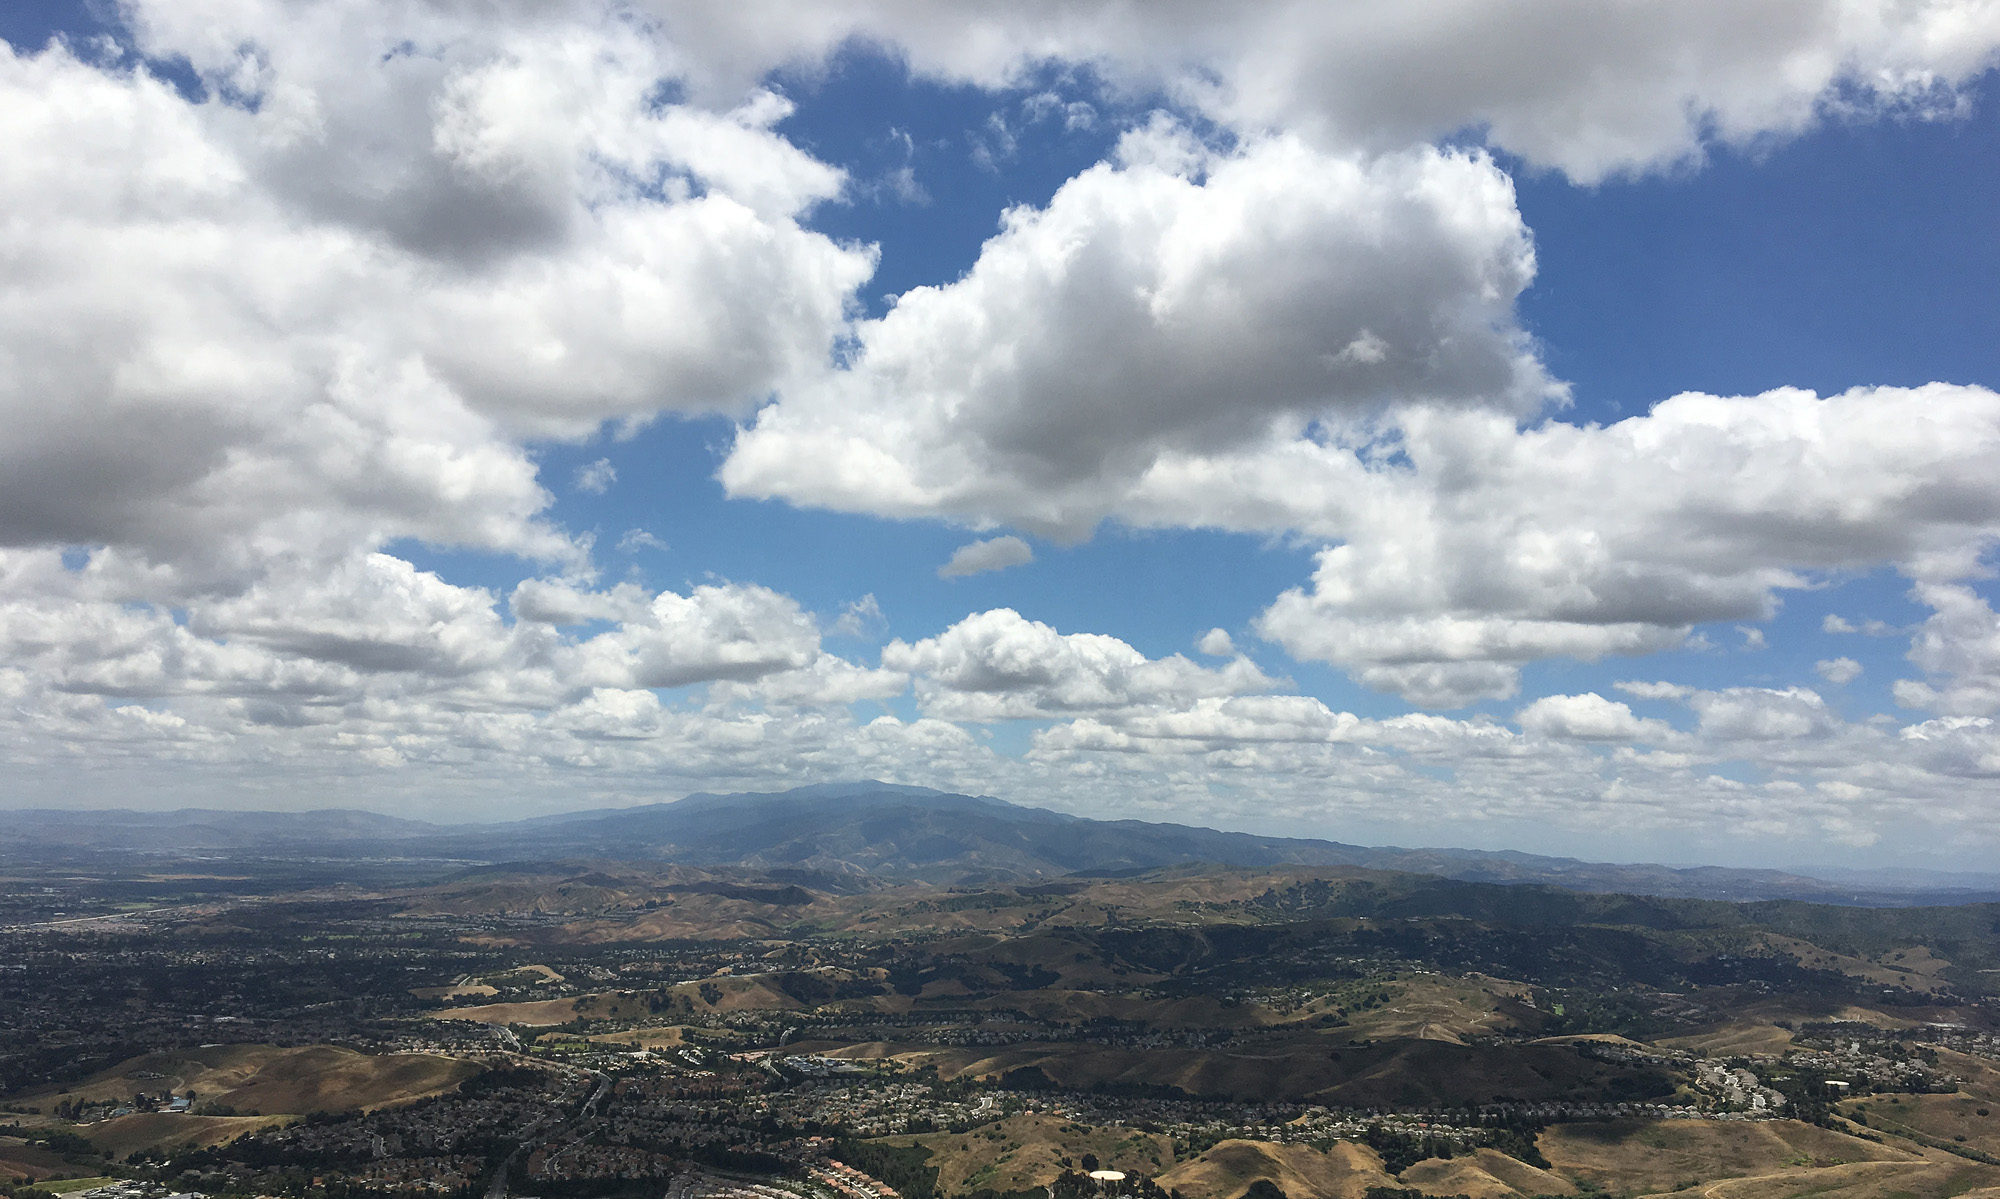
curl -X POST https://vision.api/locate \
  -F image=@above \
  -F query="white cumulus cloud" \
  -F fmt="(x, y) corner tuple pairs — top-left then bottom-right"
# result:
(629, 0), (2000, 182)
(1517, 693), (1676, 743)
(722, 129), (1552, 540)
(1195, 628), (1236, 657)
(1252, 385), (2000, 705)
(883, 608), (1279, 722)
(938, 535), (1035, 579)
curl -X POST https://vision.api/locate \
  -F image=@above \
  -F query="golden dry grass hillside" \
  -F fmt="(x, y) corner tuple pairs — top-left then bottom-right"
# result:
(1757, 935), (1959, 993)
(1399, 1148), (1577, 1199)
(1655, 1004), (1917, 1057)
(442, 969), (868, 1026)
(1844, 1092), (2000, 1155)
(1156, 1139), (1398, 1199)
(1640, 1157), (2000, 1199)
(0, 1135), (79, 1182)
(80, 1114), (283, 1162)
(1937, 1049), (2000, 1101)
(880, 1113), (1176, 1195)
(12, 1044), (477, 1119)
(1538, 1117), (1919, 1194)
(1329, 975), (1543, 1044)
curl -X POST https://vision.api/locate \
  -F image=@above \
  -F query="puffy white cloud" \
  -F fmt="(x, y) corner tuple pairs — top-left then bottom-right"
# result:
(1030, 695), (1369, 757)
(0, 19), (870, 586)
(1517, 693), (1675, 742)
(0, 548), (892, 726)
(511, 578), (651, 626)
(1195, 628), (1236, 657)
(1015, 677), (1999, 859)
(190, 554), (520, 680)
(722, 130), (1551, 539)
(1816, 656), (1863, 684)
(707, 656), (909, 709)
(0, 7), (900, 801)
(636, 0), (2000, 181)
(938, 535), (1034, 579)
(574, 459), (618, 494)
(1896, 581), (2000, 715)
(1253, 384), (2000, 704)
(1690, 686), (1839, 741)
(0, 548), (948, 803)
(1899, 715), (2000, 779)
(882, 608), (1279, 722)
(567, 583), (825, 690)
(2, 548), (1998, 862)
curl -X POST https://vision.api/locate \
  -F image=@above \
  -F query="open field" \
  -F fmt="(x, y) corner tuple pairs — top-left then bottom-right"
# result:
(80, 1114), (284, 1161)
(439, 997), (594, 1026)
(1844, 1092), (2000, 1155)
(1539, 1118), (1920, 1194)
(0, 1136), (84, 1182)
(1328, 974), (1543, 1044)
(585, 1027), (691, 1050)
(1758, 936), (1960, 994)
(410, 982), (499, 1000)
(1156, 1139), (1398, 1199)
(1938, 1049), (2000, 1102)
(443, 971), (835, 1025)
(883, 1113), (1176, 1195)
(1400, 1148), (1578, 1198)
(1640, 1158), (2000, 1199)
(8, 1044), (478, 1118)
(35, 1177), (118, 1194)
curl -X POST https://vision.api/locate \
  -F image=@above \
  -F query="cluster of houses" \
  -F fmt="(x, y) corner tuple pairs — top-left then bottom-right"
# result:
(1787, 1039), (1957, 1093)
(67, 1183), (202, 1199)
(1693, 1061), (1788, 1113)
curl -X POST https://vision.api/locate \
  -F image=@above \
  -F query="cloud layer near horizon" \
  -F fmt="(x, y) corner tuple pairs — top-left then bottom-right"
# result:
(3, 0), (2000, 864)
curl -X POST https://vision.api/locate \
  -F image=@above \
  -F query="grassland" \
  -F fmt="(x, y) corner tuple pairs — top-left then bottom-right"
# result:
(1845, 1093), (2000, 1155)
(35, 1177), (118, 1193)
(881, 1113), (1176, 1195)
(0, 1135), (82, 1182)
(444, 971), (827, 1026)
(1538, 1117), (1923, 1194)
(1155, 1139), (1397, 1199)
(1398, 1148), (1577, 1199)
(11, 1044), (477, 1119)
(80, 1114), (284, 1161)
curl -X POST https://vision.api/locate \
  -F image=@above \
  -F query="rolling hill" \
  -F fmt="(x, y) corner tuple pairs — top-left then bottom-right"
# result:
(6, 782), (1996, 905)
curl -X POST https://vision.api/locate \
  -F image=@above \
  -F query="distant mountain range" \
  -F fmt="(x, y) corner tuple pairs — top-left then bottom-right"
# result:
(4, 781), (1996, 906)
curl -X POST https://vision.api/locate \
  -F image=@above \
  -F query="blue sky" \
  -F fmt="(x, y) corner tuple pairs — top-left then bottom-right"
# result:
(2, 1), (1999, 870)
